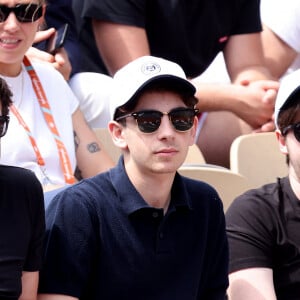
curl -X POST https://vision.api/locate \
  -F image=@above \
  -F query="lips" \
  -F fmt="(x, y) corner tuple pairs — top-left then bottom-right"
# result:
(155, 148), (178, 154)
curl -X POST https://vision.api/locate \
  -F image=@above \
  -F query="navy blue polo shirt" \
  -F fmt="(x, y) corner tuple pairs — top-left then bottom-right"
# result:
(39, 158), (228, 299)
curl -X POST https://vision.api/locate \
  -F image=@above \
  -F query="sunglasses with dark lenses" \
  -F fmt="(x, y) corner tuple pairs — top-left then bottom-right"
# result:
(282, 122), (300, 142)
(0, 4), (42, 23)
(0, 115), (9, 137)
(116, 107), (199, 133)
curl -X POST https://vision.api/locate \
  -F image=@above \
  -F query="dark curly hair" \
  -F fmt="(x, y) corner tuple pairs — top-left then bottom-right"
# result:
(0, 78), (13, 116)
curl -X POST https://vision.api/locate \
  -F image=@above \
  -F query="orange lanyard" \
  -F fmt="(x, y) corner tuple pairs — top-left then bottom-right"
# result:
(10, 56), (75, 184)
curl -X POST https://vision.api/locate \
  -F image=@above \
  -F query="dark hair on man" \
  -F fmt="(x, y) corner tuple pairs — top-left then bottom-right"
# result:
(0, 78), (13, 116)
(277, 101), (300, 133)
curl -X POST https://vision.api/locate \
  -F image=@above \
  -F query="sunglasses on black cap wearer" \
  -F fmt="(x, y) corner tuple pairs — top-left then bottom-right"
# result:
(0, 115), (9, 137)
(116, 107), (199, 133)
(0, 3), (42, 23)
(282, 122), (300, 142)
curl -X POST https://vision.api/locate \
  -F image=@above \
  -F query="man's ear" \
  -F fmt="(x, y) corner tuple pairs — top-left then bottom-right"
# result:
(108, 121), (128, 150)
(189, 116), (198, 146)
(276, 129), (288, 155)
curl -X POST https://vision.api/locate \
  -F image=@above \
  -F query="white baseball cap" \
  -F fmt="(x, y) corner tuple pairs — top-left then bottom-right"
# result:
(109, 56), (196, 120)
(275, 69), (300, 127)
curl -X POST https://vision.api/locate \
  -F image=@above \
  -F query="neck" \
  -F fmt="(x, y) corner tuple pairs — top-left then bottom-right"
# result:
(289, 171), (300, 200)
(0, 61), (23, 77)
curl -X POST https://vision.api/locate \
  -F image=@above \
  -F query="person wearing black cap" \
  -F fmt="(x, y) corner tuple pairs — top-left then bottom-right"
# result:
(38, 56), (229, 300)
(226, 69), (300, 299)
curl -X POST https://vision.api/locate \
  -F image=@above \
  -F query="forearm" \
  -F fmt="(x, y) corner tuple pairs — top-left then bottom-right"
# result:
(191, 80), (278, 129)
(192, 81), (252, 113)
(232, 65), (276, 83)
(72, 109), (114, 178)
(75, 137), (114, 179)
(19, 271), (39, 300)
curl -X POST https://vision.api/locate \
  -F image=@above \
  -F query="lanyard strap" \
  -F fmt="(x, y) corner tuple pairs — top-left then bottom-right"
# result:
(11, 56), (75, 184)
(10, 104), (45, 166)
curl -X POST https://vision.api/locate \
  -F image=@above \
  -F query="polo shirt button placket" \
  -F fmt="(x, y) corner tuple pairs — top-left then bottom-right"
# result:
(152, 211), (159, 218)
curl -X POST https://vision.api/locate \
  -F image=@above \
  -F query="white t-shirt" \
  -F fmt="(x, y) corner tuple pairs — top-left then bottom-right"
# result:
(261, 0), (300, 76)
(0, 61), (78, 186)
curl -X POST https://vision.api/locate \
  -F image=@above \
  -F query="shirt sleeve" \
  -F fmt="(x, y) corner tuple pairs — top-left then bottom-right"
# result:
(232, 0), (262, 35)
(82, 0), (147, 27)
(225, 188), (277, 273)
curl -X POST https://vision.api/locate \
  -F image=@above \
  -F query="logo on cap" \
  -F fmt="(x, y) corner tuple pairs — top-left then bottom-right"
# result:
(141, 62), (161, 75)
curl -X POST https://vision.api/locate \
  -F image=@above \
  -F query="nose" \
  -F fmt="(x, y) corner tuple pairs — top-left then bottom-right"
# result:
(2, 12), (20, 31)
(157, 114), (176, 139)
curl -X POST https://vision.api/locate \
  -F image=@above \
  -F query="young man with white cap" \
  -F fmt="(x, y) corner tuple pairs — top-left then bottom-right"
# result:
(38, 56), (229, 300)
(226, 69), (300, 299)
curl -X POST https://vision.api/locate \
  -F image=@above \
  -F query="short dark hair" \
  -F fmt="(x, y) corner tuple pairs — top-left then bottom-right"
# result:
(0, 78), (13, 116)
(115, 81), (198, 122)
(277, 102), (300, 133)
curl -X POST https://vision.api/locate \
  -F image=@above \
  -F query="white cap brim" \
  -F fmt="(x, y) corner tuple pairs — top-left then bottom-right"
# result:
(109, 56), (196, 120)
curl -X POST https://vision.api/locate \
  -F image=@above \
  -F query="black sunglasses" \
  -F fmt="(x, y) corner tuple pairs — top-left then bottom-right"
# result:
(0, 115), (9, 137)
(116, 107), (199, 133)
(0, 4), (42, 23)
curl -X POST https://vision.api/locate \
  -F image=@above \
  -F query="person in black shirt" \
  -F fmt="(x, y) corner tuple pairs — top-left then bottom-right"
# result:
(0, 77), (45, 300)
(226, 69), (300, 299)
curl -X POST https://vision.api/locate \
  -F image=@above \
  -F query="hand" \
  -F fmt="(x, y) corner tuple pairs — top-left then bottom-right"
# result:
(253, 119), (275, 133)
(232, 80), (279, 129)
(51, 48), (72, 81)
(26, 28), (72, 80)
(253, 88), (277, 132)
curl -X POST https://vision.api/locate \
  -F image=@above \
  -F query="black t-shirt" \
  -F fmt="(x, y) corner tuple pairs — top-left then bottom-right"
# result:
(73, 0), (261, 76)
(226, 177), (300, 300)
(0, 165), (45, 300)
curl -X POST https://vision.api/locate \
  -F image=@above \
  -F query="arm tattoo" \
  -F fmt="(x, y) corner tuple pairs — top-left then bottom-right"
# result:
(73, 131), (101, 153)
(74, 131), (79, 151)
(87, 142), (101, 153)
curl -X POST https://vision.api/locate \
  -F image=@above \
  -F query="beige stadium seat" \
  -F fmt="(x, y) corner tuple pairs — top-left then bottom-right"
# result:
(183, 143), (206, 165)
(94, 128), (122, 163)
(178, 165), (251, 211)
(94, 128), (206, 165)
(230, 132), (288, 189)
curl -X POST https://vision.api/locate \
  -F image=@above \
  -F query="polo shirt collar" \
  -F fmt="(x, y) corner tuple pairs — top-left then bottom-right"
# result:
(109, 157), (192, 216)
